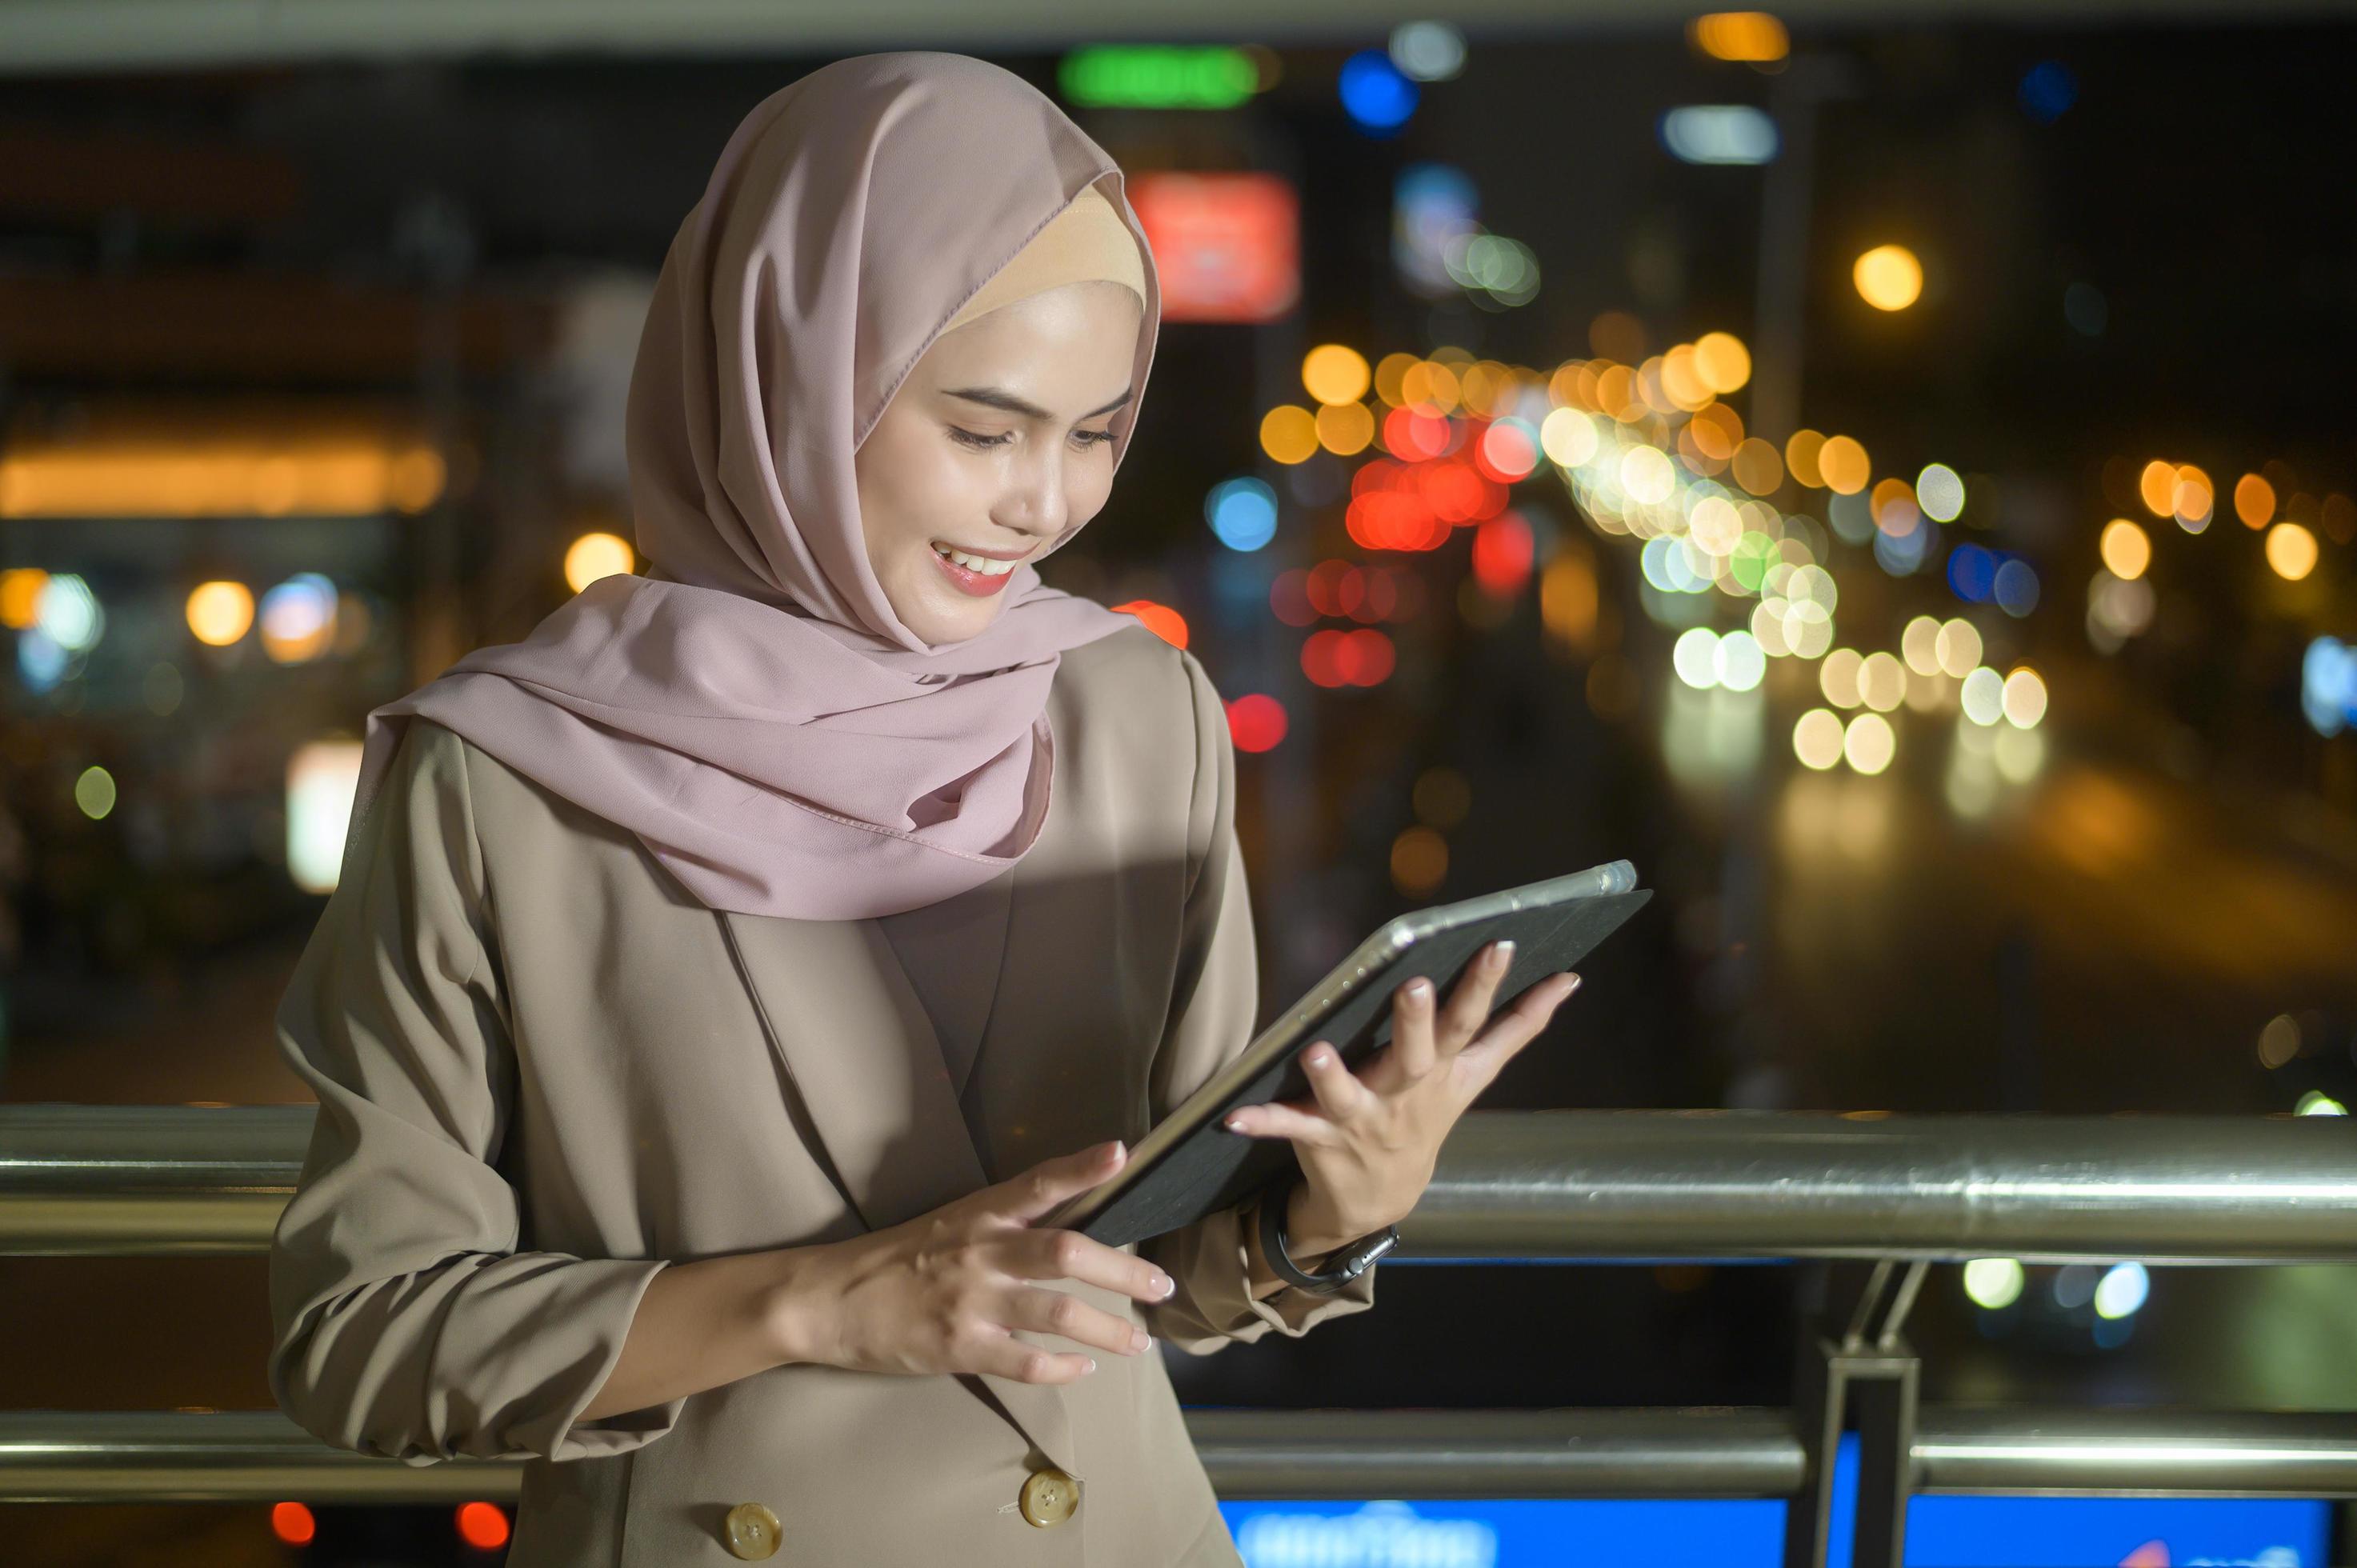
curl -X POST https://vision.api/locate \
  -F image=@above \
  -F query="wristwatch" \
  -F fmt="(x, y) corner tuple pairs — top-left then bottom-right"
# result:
(1255, 1174), (1399, 1294)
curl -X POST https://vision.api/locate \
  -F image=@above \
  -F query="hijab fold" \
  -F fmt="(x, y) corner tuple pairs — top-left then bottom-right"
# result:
(345, 53), (1162, 920)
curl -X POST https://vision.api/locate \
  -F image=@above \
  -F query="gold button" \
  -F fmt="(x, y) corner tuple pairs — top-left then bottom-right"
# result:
(723, 1500), (782, 1559)
(1018, 1466), (1080, 1528)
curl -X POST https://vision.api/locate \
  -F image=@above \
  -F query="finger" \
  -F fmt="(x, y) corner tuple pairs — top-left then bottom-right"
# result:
(992, 1138), (1127, 1225)
(972, 1330), (1099, 1385)
(1465, 971), (1582, 1063)
(1439, 939), (1515, 1052)
(1301, 1042), (1383, 1125)
(1007, 1226), (1176, 1307)
(1222, 1099), (1344, 1147)
(1002, 1284), (1154, 1358)
(1388, 978), (1439, 1078)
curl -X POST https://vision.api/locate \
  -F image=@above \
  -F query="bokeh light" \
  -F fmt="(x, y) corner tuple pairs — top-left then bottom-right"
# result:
(1843, 711), (1897, 774)
(1391, 824), (1447, 895)
(186, 580), (255, 646)
(456, 1502), (512, 1551)
(1793, 708), (1845, 770)
(1852, 245), (1924, 311)
(1206, 476), (1279, 551)
(1225, 693), (1288, 752)
(1960, 666), (2006, 726)
(1260, 405), (1320, 464)
(2001, 666), (2048, 728)
(2266, 521), (2319, 580)
(1915, 463), (1964, 522)
(1817, 435), (1870, 494)
(1688, 11), (1791, 62)
(1339, 50), (1419, 132)
(34, 572), (102, 651)
(1963, 1258), (2026, 1310)
(564, 531), (634, 593)
(1303, 344), (1372, 405)
(1114, 598), (1189, 648)
(2234, 472), (2275, 529)
(1692, 332), (1752, 393)
(259, 574), (337, 663)
(75, 764), (118, 819)
(2099, 518), (2151, 579)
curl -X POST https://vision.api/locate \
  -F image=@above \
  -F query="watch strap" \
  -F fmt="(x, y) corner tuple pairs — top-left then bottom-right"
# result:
(1255, 1175), (1399, 1295)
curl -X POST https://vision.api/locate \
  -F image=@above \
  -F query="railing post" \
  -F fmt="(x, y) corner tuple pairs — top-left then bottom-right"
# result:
(1783, 1259), (1927, 1568)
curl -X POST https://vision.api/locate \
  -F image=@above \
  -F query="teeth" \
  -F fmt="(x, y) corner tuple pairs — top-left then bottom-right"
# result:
(933, 543), (1018, 576)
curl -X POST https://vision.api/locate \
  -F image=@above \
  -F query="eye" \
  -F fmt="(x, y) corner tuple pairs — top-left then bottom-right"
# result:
(947, 426), (1013, 450)
(1072, 428), (1116, 450)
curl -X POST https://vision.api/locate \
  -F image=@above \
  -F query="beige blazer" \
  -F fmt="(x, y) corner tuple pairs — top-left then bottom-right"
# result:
(266, 622), (1379, 1566)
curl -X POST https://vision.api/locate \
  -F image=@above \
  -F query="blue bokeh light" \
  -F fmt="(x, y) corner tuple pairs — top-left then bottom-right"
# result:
(1872, 514), (1931, 575)
(1339, 50), (1419, 133)
(2304, 635), (2357, 737)
(2018, 60), (2079, 125)
(1948, 542), (1998, 602)
(1206, 476), (1280, 552)
(1993, 558), (2040, 617)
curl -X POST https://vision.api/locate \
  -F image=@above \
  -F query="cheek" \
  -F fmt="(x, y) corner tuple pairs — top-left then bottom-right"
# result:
(858, 429), (970, 560)
(1066, 464), (1117, 527)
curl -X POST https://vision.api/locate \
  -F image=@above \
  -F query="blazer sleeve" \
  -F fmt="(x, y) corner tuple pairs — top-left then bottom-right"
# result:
(1137, 649), (1381, 1356)
(266, 719), (682, 1466)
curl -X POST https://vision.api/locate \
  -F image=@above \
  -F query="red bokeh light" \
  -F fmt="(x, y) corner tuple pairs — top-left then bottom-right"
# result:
(1382, 406), (1451, 462)
(1225, 693), (1289, 752)
(1112, 598), (1189, 649)
(1419, 458), (1487, 524)
(270, 1502), (317, 1547)
(1347, 490), (1448, 552)
(1301, 627), (1396, 687)
(456, 1501), (512, 1551)
(1471, 510), (1535, 598)
(1269, 569), (1316, 626)
(1306, 558), (1353, 617)
(1475, 419), (1539, 482)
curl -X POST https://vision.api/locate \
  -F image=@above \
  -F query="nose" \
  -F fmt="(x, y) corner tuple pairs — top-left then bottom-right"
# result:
(993, 452), (1071, 542)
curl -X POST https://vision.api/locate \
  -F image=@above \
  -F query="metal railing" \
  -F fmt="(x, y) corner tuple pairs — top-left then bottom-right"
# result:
(6, 1104), (2355, 1565)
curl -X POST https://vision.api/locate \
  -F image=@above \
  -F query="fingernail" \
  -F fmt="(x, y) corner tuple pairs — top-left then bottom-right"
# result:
(1133, 1328), (1151, 1352)
(1496, 940), (1516, 962)
(1223, 1115), (1245, 1132)
(1084, 1358), (1098, 1374)
(1152, 1273), (1174, 1298)
(1407, 978), (1433, 1000)
(1106, 1138), (1126, 1160)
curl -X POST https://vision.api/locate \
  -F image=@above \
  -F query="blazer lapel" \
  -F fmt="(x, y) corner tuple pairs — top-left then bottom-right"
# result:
(715, 906), (1082, 1478)
(718, 908), (988, 1228)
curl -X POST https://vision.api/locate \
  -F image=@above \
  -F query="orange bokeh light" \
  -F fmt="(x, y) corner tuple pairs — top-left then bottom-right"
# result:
(270, 1502), (317, 1547)
(455, 1502), (512, 1551)
(1111, 599), (1188, 649)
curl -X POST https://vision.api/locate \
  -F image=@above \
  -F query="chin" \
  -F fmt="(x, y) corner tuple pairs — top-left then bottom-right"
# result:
(902, 590), (1002, 646)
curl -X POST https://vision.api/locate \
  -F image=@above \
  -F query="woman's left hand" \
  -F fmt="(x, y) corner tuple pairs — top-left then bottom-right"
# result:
(1222, 940), (1583, 1254)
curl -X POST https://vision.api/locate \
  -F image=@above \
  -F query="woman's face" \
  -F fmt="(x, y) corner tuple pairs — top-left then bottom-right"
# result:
(855, 280), (1143, 646)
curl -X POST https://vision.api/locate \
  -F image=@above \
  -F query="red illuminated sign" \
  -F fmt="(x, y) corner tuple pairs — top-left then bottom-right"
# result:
(1128, 172), (1299, 324)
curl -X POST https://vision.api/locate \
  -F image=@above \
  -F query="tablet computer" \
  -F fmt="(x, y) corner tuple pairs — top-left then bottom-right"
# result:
(1041, 859), (1652, 1247)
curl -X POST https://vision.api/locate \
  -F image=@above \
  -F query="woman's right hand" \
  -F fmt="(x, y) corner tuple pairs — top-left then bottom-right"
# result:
(769, 1138), (1176, 1384)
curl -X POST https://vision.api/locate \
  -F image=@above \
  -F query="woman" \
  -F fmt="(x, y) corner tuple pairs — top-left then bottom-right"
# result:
(266, 51), (1582, 1566)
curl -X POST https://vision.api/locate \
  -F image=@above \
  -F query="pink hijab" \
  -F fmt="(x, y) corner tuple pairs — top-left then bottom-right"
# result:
(345, 54), (1161, 921)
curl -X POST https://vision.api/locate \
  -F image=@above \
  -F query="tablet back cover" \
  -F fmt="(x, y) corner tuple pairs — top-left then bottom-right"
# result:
(1076, 886), (1651, 1246)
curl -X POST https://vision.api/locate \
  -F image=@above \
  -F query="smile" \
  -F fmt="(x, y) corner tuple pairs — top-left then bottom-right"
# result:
(930, 542), (1022, 596)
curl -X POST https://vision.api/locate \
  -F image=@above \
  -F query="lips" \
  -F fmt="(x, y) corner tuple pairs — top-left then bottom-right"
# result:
(930, 542), (1020, 598)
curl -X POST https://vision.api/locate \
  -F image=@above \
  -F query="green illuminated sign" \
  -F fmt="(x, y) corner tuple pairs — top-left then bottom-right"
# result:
(1059, 46), (1260, 110)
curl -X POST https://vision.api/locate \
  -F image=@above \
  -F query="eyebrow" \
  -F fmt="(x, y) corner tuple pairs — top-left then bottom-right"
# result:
(943, 386), (1135, 422)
